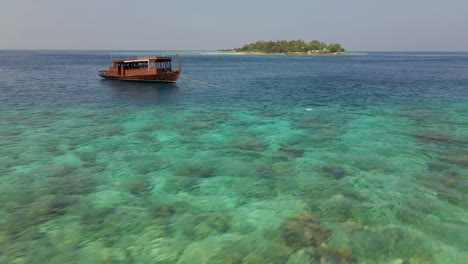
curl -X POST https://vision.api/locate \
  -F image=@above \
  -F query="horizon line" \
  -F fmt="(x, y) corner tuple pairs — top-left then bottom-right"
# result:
(1, 49), (468, 53)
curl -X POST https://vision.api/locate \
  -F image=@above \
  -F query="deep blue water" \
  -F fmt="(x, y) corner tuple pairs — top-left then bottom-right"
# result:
(2, 51), (468, 107)
(1, 51), (468, 263)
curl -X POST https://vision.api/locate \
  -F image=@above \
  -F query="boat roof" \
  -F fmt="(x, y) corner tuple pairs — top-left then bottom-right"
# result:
(112, 56), (172, 63)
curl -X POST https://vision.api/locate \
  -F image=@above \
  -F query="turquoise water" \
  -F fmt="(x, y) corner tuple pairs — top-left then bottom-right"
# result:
(0, 51), (467, 263)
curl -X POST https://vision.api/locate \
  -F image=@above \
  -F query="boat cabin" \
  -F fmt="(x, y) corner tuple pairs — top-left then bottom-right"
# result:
(100, 56), (173, 77)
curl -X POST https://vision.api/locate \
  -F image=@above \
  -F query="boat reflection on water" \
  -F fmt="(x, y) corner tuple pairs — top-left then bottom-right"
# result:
(101, 79), (181, 104)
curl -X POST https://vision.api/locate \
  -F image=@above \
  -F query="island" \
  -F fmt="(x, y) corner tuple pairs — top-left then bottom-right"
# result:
(219, 39), (346, 54)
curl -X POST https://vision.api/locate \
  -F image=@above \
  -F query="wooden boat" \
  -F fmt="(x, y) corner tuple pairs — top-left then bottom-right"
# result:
(99, 54), (181, 82)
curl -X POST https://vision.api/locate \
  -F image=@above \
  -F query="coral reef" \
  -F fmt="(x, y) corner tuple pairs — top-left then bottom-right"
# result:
(316, 194), (356, 222)
(171, 212), (233, 239)
(255, 163), (287, 179)
(439, 155), (468, 168)
(348, 226), (433, 263)
(233, 139), (269, 152)
(278, 146), (305, 158)
(130, 159), (162, 175)
(125, 177), (151, 195)
(178, 165), (215, 178)
(281, 213), (329, 248)
(280, 213), (358, 263)
(151, 203), (177, 220)
(46, 166), (98, 196)
(2, 104), (468, 263)
(416, 170), (467, 206)
(319, 165), (349, 180)
(416, 132), (458, 144)
(317, 245), (355, 264)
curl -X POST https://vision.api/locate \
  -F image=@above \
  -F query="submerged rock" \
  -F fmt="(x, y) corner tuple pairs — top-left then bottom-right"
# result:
(439, 171), (465, 188)
(439, 155), (468, 168)
(47, 172), (97, 195)
(204, 212), (232, 233)
(279, 146), (305, 158)
(426, 161), (451, 171)
(224, 254), (243, 264)
(172, 212), (233, 239)
(233, 139), (269, 152)
(343, 219), (366, 232)
(415, 171), (467, 206)
(398, 109), (446, 124)
(132, 237), (184, 263)
(130, 159), (163, 175)
(76, 150), (97, 163)
(48, 164), (78, 177)
(176, 236), (221, 264)
(81, 207), (116, 228)
(281, 213), (329, 248)
(348, 226), (433, 262)
(139, 123), (164, 133)
(388, 259), (409, 264)
(416, 132), (457, 144)
(435, 190), (466, 206)
(255, 164), (285, 178)
(31, 195), (73, 223)
(319, 165), (348, 180)
(4, 195), (75, 232)
(342, 190), (369, 202)
(178, 235), (290, 264)
(178, 165), (215, 178)
(400, 196), (435, 215)
(126, 177), (151, 195)
(152, 204), (177, 220)
(186, 121), (214, 131)
(163, 176), (198, 192)
(317, 194), (354, 222)
(286, 247), (317, 264)
(317, 245), (355, 264)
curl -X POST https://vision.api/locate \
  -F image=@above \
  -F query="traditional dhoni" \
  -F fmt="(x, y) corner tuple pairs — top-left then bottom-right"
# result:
(99, 54), (181, 82)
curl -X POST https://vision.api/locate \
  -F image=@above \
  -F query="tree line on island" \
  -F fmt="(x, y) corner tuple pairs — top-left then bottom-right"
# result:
(221, 39), (345, 54)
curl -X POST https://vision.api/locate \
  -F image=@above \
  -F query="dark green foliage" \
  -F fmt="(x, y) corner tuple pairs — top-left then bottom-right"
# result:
(233, 39), (345, 53)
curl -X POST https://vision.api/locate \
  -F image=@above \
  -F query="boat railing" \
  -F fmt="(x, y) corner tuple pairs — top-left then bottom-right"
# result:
(99, 70), (109, 75)
(111, 56), (171, 63)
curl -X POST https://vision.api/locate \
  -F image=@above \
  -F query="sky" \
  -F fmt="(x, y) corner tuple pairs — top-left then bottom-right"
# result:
(1, 0), (468, 51)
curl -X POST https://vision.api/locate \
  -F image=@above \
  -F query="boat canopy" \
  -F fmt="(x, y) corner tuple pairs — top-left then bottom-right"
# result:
(112, 56), (172, 63)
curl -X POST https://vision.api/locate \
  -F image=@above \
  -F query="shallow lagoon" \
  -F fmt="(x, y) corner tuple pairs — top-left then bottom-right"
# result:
(0, 51), (467, 263)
